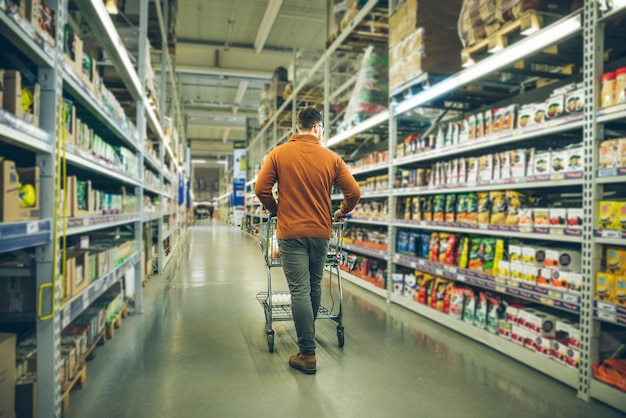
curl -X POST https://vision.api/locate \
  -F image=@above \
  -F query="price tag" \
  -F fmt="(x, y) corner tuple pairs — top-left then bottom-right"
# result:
(540, 297), (555, 306)
(435, 268), (443, 276)
(601, 230), (622, 239)
(597, 301), (617, 312)
(26, 222), (39, 234)
(456, 274), (466, 282)
(410, 262), (417, 268)
(81, 293), (89, 310)
(418, 259), (425, 266)
(550, 228), (564, 236)
(548, 291), (563, 300)
(597, 310), (616, 321)
(449, 267), (457, 274)
(495, 286), (506, 294)
(563, 294), (579, 303)
(551, 173), (565, 181)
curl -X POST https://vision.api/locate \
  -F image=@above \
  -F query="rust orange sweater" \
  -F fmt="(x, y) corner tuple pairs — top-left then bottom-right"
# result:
(254, 134), (361, 240)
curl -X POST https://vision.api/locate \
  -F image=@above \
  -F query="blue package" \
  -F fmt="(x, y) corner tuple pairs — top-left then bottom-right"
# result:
(419, 233), (431, 258)
(397, 231), (409, 254)
(407, 232), (419, 256)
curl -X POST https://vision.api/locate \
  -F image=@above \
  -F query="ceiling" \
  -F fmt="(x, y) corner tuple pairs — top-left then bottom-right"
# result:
(173, 0), (328, 164)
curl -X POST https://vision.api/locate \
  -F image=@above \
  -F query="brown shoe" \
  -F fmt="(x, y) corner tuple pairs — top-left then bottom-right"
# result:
(289, 352), (316, 374)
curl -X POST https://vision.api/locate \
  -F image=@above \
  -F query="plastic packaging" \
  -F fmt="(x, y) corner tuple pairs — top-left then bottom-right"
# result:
(601, 72), (616, 108)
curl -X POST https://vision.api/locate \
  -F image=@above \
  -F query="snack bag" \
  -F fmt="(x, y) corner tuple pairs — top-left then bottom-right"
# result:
(411, 196), (422, 220)
(490, 191), (507, 225)
(443, 234), (458, 266)
(463, 289), (477, 324)
(403, 197), (412, 220)
(492, 239), (506, 276)
(456, 236), (469, 268)
(466, 193), (478, 224)
(433, 194), (445, 222)
(397, 231), (410, 254)
(506, 190), (528, 225)
(482, 238), (497, 274)
(477, 192), (491, 225)
(456, 193), (468, 223)
(438, 234), (450, 264)
(419, 233), (431, 258)
(449, 285), (466, 319)
(407, 232), (419, 256)
(423, 196), (434, 221)
(429, 233), (440, 262)
(445, 194), (456, 223)
(418, 274), (436, 304)
(469, 238), (484, 271)
(486, 296), (504, 334)
(473, 292), (489, 329)
(432, 278), (451, 312)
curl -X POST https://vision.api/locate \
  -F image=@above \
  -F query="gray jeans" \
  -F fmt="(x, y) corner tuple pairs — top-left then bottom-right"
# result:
(278, 237), (329, 354)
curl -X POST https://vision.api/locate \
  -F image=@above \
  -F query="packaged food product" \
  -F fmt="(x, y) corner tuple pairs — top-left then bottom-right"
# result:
(477, 192), (491, 225)
(601, 72), (616, 107)
(473, 292), (488, 329)
(568, 272), (582, 294)
(393, 273), (405, 294)
(498, 260), (511, 279)
(484, 110), (493, 136)
(479, 154), (493, 182)
(493, 152), (501, 181)
(533, 208), (550, 226)
(442, 234), (458, 266)
(526, 148), (535, 177)
(433, 194), (445, 221)
(467, 157), (478, 184)
(506, 190), (528, 225)
(615, 275), (626, 305)
(450, 159), (459, 184)
(467, 114), (476, 141)
(606, 247), (626, 275)
(493, 108), (504, 133)
(429, 233), (440, 262)
(492, 239), (505, 276)
(510, 149), (527, 178)
(533, 151), (551, 175)
(510, 262), (524, 281)
(596, 272), (615, 302)
(545, 248), (582, 272)
(564, 88), (584, 113)
(418, 274), (436, 305)
(445, 194), (456, 223)
(438, 233), (451, 264)
(449, 285), (465, 319)
(463, 289), (477, 324)
(456, 236), (469, 268)
(598, 201), (619, 229)
(616, 67), (626, 104)
(458, 158), (467, 184)
(545, 95), (564, 120)
(482, 238), (496, 274)
(509, 244), (522, 263)
(466, 193), (478, 224)
(566, 146), (583, 172)
(549, 208), (567, 227)
(490, 191), (507, 225)
(404, 273), (418, 299)
(618, 201), (626, 230)
(519, 208), (533, 227)
(599, 140), (619, 169)
(456, 194), (468, 222)
(476, 112), (484, 139)
(551, 149), (567, 173)
(566, 208), (583, 228)
(537, 268), (552, 288)
(522, 245), (546, 266)
(551, 269), (569, 291)
(411, 196), (422, 221)
(419, 233), (431, 258)
(423, 196), (433, 221)
(500, 151), (511, 179)
(469, 238), (484, 271)
(431, 278), (451, 312)
(397, 231), (410, 253)
(518, 104), (534, 128)
(533, 102), (546, 125)
(407, 232), (419, 256)
(502, 105), (517, 131)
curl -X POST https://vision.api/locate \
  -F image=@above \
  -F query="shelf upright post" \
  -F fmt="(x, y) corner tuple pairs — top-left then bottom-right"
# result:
(135, 0), (149, 312)
(387, 112), (396, 300)
(35, 1), (66, 415)
(579, 0), (603, 401)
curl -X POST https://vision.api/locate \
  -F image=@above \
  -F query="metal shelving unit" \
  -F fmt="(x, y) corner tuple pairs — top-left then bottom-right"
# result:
(0, 0), (184, 415)
(245, 0), (626, 411)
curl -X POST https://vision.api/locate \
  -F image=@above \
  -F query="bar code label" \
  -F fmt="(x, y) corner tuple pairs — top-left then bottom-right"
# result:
(26, 222), (39, 234)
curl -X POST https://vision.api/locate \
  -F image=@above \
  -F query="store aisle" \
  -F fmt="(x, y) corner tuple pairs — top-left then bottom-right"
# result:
(68, 221), (623, 418)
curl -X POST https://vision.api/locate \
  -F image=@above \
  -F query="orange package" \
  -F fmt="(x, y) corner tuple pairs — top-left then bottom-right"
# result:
(593, 362), (626, 392)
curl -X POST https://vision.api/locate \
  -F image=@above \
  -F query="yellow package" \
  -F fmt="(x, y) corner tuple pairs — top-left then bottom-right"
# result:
(506, 191), (529, 225)
(456, 236), (469, 269)
(598, 201), (619, 230)
(596, 272), (615, 302)
(492, 239), (505, 277)
(606, 247), (626, 274)
(490, 191), (507, 225)
(615, 276), (626, 305)
(477, 192), (491, 225)
(404, 197), (412, 220)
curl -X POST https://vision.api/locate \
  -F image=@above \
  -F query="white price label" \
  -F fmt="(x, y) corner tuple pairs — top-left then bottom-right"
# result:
(84, 218), (90, 226)
(449, 267), (457, 274)
(418, 259), (425, 266)
(82, 293), (89, 310)
(597, 311), (616, 321)
(457, 274), (466, 282)
(563, 294), (578, 303)
(597, 301), (617, 312)
(26, 222), (39, 234)
(410, 262), (417, 268)
(435, 269), (443, 276)
(601, 230), (622, 239)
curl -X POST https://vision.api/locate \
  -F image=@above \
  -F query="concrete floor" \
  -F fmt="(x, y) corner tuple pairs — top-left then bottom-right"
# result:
(68, 220), (625, 418)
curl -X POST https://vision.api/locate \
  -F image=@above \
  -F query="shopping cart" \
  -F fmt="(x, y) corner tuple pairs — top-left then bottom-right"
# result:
(256, 216), (347, 353)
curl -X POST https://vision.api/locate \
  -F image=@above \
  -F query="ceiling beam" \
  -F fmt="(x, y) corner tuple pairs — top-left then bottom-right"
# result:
(222, 128), (231, 143)
(254, 0), (283, 54)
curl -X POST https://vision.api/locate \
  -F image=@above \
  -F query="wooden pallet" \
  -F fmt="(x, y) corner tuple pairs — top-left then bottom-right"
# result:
(105, 304), (125, 340)
(461, 11), (560, 67)
(84, 330), (106, 362)
(61, 363), (87, 415)
(327, 7), (388, 51)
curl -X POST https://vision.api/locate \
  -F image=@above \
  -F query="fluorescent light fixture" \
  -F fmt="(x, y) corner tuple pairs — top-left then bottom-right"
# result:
(394, 13), (581, 116)
(254, 0), (283, 54)
(192, 159), (207, 164)
(105, 0), (119, 14)
(325, 110), (390, 148)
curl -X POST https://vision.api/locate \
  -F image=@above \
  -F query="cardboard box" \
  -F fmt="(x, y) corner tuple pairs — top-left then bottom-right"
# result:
(0, 160), (20, 222)
(0, 276), (36, 313)
(67, 176), (92, 218)
(596, 272), (615, 302)
(66, 251), (89, 298)
(0, 333), (16, 418)
(2, 71), (39, 126)
(17, 167), (41, 221)
(598, 201), (619, 230)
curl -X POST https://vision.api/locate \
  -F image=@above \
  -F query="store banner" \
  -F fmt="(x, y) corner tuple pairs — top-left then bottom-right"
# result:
(233, 141), (246, 180)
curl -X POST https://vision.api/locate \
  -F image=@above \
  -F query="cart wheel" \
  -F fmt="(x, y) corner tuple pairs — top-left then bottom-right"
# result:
(267, 330), (274, 353)
(337, 326), (344, 348)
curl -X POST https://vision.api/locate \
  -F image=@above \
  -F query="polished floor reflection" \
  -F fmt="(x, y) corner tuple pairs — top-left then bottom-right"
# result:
(68, 220), (624, 418)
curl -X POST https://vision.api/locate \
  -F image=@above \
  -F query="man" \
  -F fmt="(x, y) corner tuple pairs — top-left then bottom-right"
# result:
(255, 107), (361, 374)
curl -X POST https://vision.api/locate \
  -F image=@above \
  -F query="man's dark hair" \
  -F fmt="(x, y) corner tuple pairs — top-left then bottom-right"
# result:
(297, 107), (322, 130)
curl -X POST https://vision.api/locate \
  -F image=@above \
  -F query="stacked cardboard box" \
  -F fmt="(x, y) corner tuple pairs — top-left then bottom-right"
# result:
(389, 0), (463, 91)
